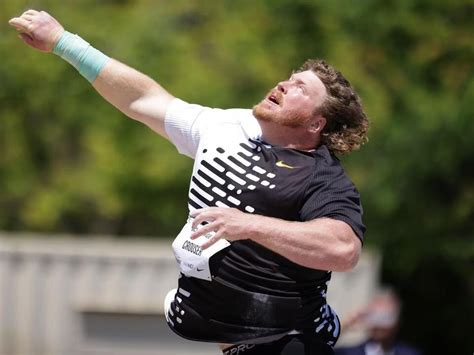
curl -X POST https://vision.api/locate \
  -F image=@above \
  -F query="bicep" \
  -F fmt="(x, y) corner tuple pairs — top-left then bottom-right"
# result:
(327, 218), (362, 269)
(92, 59), (175, 138)
(305, 217), (362, 270)
(129, 91), (175, 138)
(306, 217), (361, 243)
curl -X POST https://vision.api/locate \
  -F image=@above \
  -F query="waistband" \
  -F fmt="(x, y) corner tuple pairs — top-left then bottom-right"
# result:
(178, 275), (325, 329)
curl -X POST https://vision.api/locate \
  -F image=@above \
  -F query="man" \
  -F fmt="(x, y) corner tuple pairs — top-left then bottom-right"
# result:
(9, 9), (369, 355)
(335, 289), (421, 355)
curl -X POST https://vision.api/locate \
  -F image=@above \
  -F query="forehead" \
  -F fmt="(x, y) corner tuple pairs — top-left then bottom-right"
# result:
(292, 70), (327, 94)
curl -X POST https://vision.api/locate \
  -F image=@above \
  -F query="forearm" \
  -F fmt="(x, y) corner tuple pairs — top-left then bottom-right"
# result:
(247, 215), (361, 272)
(9, 11), (175, 136)
(191, 207), (362, 272)
(92, 59), (174, 136)
(54, 31), (175, 136)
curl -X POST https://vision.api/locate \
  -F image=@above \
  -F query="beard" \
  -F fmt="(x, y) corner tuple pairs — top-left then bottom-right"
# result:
(252, 99), (311, 128)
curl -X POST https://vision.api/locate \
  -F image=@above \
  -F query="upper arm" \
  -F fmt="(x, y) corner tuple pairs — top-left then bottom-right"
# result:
(307, 217), (362, 270)
(164, 100), (259, 159)
(128, 90), (175, 138)
(163, 99), (221, 158)
(92, 59), (259, 158)
(299, 159), (366, 242)
(92, 58), (175, 138)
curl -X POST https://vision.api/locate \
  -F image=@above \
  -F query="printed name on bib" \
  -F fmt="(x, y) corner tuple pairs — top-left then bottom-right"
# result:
(172, 217), (230, 281)
(182, 240), (202, 256)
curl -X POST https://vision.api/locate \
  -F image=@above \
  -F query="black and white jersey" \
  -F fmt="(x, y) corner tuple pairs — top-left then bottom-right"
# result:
(164, 98), (365, 345)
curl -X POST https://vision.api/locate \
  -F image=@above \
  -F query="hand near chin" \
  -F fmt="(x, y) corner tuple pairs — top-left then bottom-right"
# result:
(9, 9), (64, 52)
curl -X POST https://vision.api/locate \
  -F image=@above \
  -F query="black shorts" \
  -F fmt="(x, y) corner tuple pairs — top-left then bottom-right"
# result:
(165, 276), (340, 346)
(222, 334), (335, 355)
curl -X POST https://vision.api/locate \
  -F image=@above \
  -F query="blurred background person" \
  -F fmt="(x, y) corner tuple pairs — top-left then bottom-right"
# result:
(335, 288), (421, 355)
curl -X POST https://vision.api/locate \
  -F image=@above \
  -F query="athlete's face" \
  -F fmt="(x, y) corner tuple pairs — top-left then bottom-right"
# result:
(253, 70), (327, 128)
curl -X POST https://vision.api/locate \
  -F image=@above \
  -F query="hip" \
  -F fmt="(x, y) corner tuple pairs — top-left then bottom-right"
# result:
(165, 275), (340, 346)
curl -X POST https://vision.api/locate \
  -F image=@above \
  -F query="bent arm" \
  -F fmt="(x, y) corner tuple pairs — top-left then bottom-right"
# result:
(248, 216), (361, 272)
(191, 207), (362, 272)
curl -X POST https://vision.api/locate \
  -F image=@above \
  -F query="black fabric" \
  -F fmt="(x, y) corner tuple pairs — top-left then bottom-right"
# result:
(166, 280), (296, 344)
(299, 146), (365, 239)
(167, 140), (361, 346)
(167, 275), (340, 346)
(207, 142), (364, 296)
(179, 276), (303, 328)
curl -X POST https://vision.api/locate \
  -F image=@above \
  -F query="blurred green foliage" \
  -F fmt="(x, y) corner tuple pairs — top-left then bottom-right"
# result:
(0, 0), (473, 352)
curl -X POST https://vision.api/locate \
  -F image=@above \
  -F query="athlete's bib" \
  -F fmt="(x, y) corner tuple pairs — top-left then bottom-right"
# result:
(172, 217), (230, 281)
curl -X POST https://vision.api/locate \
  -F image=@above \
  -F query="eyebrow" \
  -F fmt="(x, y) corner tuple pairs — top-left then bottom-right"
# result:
(295, 78), (306, 86)
(290, 75), (307, 86)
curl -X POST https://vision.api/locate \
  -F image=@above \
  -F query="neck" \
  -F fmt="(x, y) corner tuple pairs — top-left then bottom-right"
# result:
(258, 120), (320, 151)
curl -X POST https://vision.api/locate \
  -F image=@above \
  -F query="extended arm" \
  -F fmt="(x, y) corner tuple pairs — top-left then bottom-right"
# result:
(9, 10), (174, 137)
(190, 207), (361, 272)
(92, 60), (174, 136)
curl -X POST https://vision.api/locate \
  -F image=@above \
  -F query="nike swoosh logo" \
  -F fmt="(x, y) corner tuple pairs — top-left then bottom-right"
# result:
(196, 268), (204, 272)
(276, 160), (296, 169)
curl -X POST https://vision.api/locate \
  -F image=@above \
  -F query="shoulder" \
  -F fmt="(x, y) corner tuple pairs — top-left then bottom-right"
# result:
(302, 144), (365, 238)
(222, 108), (261, 133)
(167, 99), (261, 136)
(168, 98), (252, 121)
(313, 145), (343, 169)
(311, 145), (355, 188)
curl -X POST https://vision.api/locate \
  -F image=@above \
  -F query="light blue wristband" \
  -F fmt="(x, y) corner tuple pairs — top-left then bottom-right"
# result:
(53, 31), (110, 83)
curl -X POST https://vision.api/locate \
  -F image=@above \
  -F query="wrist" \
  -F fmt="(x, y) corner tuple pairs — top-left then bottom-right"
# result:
(50, 28), (65, 52)
(53, 31), (110, 83)
(246, 213), (271, 242)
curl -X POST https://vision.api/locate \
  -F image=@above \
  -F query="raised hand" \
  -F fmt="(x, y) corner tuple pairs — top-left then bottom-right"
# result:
(8, 9), (64, 52)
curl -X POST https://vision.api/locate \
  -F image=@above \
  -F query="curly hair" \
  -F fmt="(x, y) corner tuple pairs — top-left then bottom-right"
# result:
(297, 59), (369, 155)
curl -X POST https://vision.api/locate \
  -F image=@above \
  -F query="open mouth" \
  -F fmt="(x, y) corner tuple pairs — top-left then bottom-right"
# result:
(267, 93), (280, 105)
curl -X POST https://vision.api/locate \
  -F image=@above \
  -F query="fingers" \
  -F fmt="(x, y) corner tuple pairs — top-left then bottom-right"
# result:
(189, 218), (225, 249)
(9, 9), (63, 52)
(190, 221), (218, 240)
(189, 207), (242, 248)
(22, 14), (34, 22)
(9, 9), (39, 32)
(189, 208), (225, 248)
(24, 9), (40, 16)
(201, 230), (225, 250)
(8, 17), (31, 32)
(190, 208), (216, 230)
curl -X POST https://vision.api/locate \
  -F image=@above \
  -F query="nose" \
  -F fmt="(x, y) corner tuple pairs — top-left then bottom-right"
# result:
(277, 81), (287, 94)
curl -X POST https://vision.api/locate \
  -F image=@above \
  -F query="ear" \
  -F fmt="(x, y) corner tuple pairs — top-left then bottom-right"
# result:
(308, 116), (326, 134)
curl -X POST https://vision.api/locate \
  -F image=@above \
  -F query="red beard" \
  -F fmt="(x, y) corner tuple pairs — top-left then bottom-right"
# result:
(252, 97), (312, 128)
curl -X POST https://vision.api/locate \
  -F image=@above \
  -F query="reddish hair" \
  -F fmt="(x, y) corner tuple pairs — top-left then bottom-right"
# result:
(297, 59), (369, 155)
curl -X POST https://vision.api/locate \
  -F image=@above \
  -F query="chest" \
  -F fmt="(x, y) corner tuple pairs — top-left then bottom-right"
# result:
(189, 136), (315, 220)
